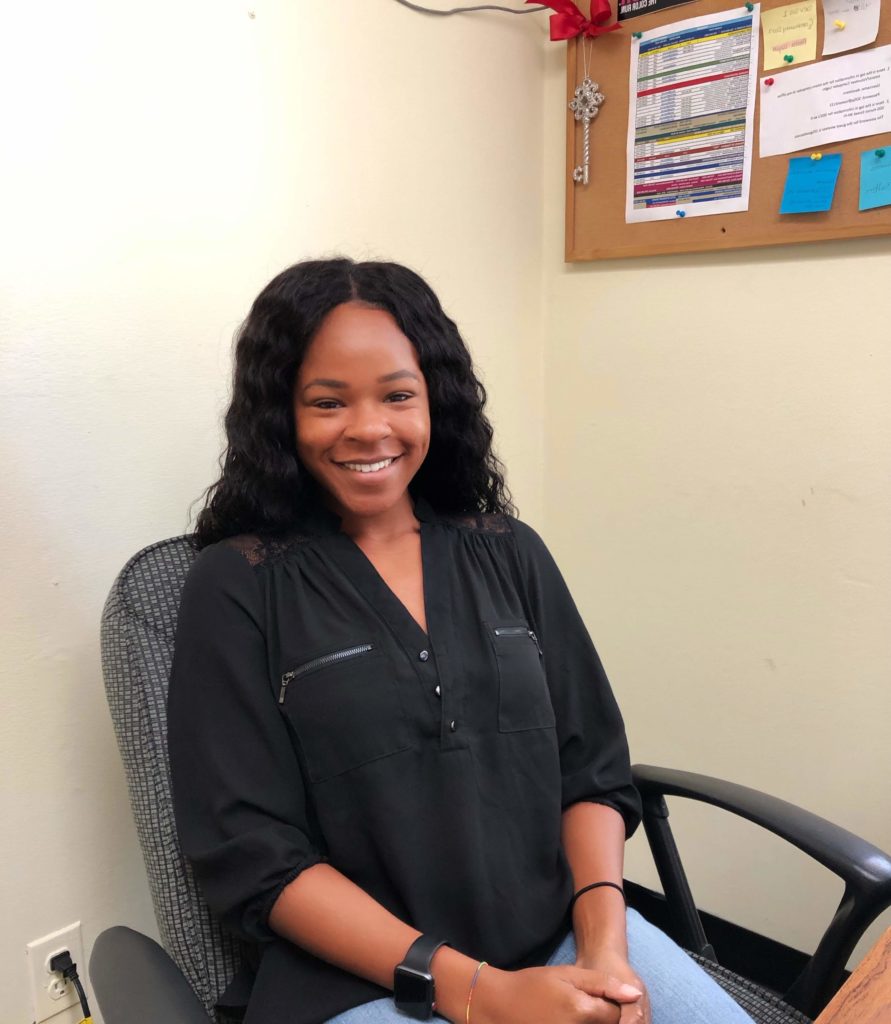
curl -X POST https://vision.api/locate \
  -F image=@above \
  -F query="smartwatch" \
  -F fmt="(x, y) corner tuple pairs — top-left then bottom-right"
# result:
(393, 934), (450, 1019)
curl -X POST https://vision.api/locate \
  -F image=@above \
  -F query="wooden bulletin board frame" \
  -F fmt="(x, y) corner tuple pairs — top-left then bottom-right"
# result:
(565, 0), (891, 260)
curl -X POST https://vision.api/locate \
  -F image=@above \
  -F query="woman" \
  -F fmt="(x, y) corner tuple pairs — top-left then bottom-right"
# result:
(169, 258), (753, 1024)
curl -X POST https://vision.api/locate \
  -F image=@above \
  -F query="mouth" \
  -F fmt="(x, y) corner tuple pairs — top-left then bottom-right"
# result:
(335, 456), (401, 474)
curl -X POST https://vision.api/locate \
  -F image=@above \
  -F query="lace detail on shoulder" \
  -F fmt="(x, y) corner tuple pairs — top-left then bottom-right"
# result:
(221, 534), (265, 566)
(439, 512), (513, 534)
(221, 531), (314, 567)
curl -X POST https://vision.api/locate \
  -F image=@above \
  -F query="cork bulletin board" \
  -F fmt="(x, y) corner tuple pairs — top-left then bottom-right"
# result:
(565, 0), (891, 260)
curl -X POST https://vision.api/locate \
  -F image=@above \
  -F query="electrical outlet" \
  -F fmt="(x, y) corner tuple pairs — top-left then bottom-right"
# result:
(26, 922), (86, 1024)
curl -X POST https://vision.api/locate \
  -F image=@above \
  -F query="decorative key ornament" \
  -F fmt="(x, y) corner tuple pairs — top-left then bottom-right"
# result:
(569, 76), (604, 186)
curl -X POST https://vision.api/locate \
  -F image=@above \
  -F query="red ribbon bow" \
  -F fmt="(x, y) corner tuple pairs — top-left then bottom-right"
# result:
(528, 0), (620, 40)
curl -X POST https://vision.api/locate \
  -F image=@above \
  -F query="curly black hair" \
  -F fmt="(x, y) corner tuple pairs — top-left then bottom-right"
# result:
(193, 258), (514, 548)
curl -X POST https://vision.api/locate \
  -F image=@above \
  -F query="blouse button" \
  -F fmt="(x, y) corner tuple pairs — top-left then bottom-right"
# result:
(449, 720), (457, 732)
(419, 650), (430, 662)
(434, 684), (441, 698)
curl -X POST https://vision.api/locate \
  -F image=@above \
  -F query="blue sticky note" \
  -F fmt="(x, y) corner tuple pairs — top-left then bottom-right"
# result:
(780, 155), (842, 214)
(859, 149), (891, 211)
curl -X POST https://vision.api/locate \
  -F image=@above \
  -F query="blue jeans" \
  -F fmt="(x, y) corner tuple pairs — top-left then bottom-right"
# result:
(325, 909), (754, 1024)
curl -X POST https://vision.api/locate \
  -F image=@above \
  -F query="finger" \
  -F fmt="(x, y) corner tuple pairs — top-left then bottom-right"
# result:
(573, 993), (622, 1024)
(574, 971), (643, 1003)
(622, 991), (651, 1024)
(619, 997), (648, 1021)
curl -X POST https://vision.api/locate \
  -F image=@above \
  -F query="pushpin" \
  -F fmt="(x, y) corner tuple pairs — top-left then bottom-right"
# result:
(784, 53), (794, 62)
(764, 77), (775, 86)
(676, 210), (686, 217)
(877, 149), (886, 158)
(810, 152), (822, 160)
(745, 2), (754, 10)
(632, 31), (643, 38)
(834, 19), (845, 28)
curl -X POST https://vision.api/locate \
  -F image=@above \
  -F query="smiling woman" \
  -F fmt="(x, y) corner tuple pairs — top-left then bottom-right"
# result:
(294, 303), (431, 530)
(171, 258), (756, 1024)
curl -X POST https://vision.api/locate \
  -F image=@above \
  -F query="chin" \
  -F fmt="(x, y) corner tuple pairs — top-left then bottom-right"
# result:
(332, 488), (406, 521)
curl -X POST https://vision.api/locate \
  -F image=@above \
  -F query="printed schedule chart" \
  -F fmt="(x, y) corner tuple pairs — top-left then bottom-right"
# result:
(626, 9), (760, 221)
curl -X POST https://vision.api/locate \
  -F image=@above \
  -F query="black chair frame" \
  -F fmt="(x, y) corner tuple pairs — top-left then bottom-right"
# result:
(633, 764), (891, 1019)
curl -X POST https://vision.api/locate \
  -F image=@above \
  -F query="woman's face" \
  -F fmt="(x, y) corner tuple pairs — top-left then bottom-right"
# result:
(294, 302), (431, 524)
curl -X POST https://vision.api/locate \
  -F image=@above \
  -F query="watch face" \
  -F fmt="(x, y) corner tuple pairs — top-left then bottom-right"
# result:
(395, 966), (433, 1019)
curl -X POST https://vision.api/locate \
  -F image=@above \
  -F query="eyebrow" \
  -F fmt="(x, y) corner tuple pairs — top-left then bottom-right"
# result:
(378, 369), (420, 384)
(302, 369), (420, 393)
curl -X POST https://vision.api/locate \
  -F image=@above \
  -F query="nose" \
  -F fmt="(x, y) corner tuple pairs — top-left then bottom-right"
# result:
(344, 402), (392, 444)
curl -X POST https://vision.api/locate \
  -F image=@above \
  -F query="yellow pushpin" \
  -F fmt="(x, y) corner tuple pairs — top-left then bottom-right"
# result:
(810, 152), (823, 160)
(834, 18), (845, 28)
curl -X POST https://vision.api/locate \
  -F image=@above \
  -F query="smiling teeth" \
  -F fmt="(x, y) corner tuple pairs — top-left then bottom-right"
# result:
(341, 458), (395, 473)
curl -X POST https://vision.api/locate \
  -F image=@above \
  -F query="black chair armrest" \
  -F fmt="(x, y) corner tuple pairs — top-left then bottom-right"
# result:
(90, 926), (212, 1024)
(633, 765), (891, 892)
(631, 764), (891, 1018)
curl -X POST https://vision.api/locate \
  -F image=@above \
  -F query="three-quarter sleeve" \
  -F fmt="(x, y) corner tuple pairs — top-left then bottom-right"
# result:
(509, 520), (642, 837)
(168, 544), (325, 942)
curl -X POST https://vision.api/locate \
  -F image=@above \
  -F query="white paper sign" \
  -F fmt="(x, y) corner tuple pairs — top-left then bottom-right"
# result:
(821, 0), (882, 56)
(760, 44), (891, 156)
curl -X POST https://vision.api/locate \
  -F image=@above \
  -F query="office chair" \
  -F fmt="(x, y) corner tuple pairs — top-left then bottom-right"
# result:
(91, 536), (891, 1023)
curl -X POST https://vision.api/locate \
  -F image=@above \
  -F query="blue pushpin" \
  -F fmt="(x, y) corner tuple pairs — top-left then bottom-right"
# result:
(676, 210), (686, 218)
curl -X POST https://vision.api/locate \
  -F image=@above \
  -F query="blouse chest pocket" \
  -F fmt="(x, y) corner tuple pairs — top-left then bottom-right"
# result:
(278, 642), (410, 783)
(489, 621), (556, 733)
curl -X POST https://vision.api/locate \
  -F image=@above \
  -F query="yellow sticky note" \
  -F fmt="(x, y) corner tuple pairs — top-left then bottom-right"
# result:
(761, 0), (818, 70)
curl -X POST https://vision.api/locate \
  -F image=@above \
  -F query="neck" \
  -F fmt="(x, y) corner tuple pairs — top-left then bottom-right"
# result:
(337, 495), (420, 544)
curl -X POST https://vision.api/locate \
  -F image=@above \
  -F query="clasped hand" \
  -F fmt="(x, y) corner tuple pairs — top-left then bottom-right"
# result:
(574, 949), (651, 1024)
(473, 955), (649, 1024)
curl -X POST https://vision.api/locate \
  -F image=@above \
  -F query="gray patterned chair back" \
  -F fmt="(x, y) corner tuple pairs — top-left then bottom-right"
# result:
(101, 536), (242, 1018)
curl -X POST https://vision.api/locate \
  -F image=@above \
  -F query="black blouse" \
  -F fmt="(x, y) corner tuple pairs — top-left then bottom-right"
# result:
(168, 501), (641, 1024)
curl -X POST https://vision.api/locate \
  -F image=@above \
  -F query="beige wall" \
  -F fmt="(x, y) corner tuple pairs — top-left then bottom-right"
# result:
(0, 4), (544, 1020)
(2, 4), (889, 1021)
(541, 45), (891, 965)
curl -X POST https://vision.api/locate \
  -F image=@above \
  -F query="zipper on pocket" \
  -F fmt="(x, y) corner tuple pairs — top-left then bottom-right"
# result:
(279, 643), (375, 703)
(493, 626), (543, 657)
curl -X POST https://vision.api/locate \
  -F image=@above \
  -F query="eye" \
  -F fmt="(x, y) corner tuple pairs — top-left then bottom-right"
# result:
(312, 398), (343, 410)
(385, 391), (414, 403)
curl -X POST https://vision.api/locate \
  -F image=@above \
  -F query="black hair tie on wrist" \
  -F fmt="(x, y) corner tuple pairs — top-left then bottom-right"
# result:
(570, 881), (627, 913)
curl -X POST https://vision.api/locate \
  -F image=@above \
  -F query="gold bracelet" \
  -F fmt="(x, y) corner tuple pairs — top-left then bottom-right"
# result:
(465, 961), (487, 1024)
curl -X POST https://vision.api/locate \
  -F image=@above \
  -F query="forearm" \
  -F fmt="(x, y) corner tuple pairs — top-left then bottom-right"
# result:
(561, 802), (628, 959)
(269, 862), (482, 1021)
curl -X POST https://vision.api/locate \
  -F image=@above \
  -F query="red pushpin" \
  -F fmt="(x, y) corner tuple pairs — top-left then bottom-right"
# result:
(764, 77), (775, 86)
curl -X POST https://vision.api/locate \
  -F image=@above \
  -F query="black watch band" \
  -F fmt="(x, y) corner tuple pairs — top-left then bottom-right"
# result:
(393, 934), (450, 1020)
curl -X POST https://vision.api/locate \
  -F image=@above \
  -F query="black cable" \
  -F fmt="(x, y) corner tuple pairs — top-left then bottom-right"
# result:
(49, 951), (93, 1022)
(393, 0), (547, 15)
(72, 974), (93, 1021)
